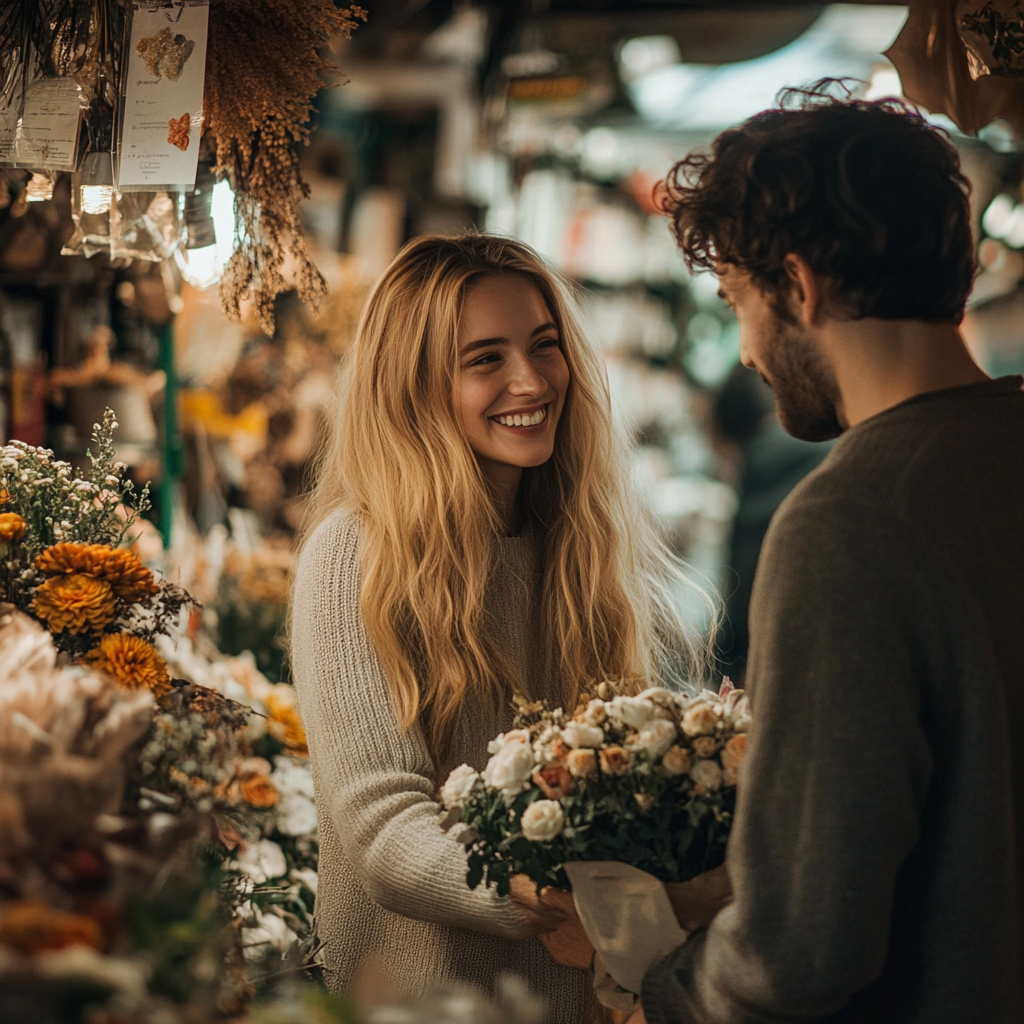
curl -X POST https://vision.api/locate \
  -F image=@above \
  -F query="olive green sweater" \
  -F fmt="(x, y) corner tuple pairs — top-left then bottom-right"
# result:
(290, 510), (592, 1022)
(644, 376), (1024, 1024)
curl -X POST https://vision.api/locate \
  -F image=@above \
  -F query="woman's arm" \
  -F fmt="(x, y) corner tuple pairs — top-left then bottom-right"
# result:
(290, 511), (533, 939)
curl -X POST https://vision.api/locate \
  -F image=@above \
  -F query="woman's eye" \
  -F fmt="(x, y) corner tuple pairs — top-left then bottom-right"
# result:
(468, 352), (500, 367)
(535, 337), (560, 351)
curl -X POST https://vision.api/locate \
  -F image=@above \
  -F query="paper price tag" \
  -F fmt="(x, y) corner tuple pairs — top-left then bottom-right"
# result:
(117, 0), (209, 191)
(15, 78), (82, 170)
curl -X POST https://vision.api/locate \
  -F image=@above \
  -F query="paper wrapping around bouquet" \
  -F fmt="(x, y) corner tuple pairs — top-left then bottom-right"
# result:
(563, 861), (732, 1004)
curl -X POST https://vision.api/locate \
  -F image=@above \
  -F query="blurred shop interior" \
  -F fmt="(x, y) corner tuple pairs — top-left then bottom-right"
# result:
(2, 0), (1023, 683)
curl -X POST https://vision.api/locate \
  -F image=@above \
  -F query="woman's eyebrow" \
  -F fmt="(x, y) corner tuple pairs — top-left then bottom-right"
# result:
(460, 323), (557, 356)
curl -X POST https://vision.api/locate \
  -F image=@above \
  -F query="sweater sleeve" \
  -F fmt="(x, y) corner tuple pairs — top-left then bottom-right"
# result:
(642, 496), (935, 1023)
(290, 511), (533, 939)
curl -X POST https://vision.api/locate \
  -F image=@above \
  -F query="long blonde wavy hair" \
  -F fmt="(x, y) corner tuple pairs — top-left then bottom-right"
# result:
(298, 234), (711, 756)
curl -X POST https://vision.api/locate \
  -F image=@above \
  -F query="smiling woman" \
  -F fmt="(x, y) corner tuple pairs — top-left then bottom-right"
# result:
(289, 234), (712, 1019)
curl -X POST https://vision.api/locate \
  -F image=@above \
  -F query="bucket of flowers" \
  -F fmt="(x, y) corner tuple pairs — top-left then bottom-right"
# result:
(0, 413), (321, 1021)
(439, 679), (749, 1010)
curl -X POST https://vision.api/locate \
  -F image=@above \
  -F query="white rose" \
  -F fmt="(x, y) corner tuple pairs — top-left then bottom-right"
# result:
(727, 694), (752, 732)
(562, 720), (605, 749)
(520, 799), (565, 842)
(487, 728), (531, 755)
(609, 696), (657, 729)
(634, 718), (677, 758)
(689, 759), (723, 792)
(440, 764), (480, 809)
(235, 838), (287, 884)
(275, 793), (318, 836)
(581, 698), (607, 727)
(483, 735), (535, 801)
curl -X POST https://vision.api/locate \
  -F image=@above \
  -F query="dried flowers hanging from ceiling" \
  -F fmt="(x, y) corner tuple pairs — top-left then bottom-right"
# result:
(204, 0), (367, 335)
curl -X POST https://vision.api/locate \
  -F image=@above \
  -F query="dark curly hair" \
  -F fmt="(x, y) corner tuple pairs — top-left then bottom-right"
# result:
(662, 88), (977, 323)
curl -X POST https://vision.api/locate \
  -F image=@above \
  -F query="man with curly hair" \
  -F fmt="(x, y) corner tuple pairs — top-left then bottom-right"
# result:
(632, 92), (1024, 1023)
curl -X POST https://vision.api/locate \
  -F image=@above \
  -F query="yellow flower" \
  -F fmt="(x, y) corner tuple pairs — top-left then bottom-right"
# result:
(0, 512), (27, 542)
(85, 633), (172, 698)
(0, 900), (103, 956)
(32, 574), (116, 635)
(35, 542), (157, 602)
(265, 689), (308, 753)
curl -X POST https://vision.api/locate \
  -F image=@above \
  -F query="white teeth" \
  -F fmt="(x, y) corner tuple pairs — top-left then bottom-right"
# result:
(496, 408), (546, 427)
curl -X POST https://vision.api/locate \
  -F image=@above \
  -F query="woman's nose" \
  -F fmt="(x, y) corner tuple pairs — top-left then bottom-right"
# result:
(506, 353), (547, 395)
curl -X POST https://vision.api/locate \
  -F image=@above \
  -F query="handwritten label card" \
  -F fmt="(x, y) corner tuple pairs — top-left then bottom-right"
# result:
(15, 78), (82, 170)
(118, 0), (209, 191)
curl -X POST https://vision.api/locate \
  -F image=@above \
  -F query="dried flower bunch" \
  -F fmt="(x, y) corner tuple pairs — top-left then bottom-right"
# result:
(441, 679), (749, 897)
(204, 0), (367, 334)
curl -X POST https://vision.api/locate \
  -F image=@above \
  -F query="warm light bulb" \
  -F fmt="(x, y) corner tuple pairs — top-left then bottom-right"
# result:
(81, 184), (114, 215)
(175, 242), (222, 289)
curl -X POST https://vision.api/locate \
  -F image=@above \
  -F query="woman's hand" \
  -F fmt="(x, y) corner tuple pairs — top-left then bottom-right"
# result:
(509, 874), (595, 969)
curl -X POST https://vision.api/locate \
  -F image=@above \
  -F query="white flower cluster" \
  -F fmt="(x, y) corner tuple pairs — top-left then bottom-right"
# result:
(441, 682), (751, 846)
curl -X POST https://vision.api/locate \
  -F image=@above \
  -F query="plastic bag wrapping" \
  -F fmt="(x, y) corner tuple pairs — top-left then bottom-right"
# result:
(885, 0), (1024, 135)
(110, 190), (184, 261)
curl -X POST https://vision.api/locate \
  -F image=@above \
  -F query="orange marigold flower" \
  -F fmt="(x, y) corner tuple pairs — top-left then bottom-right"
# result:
(239, 772), (279, 808)
(0, 900), (103, 956)
(265, 691), (308, 753)
(35, 542), (158, 602)
(85, 633), (172, 698)
(0, 512), (27, 542)
(33, 574), (116, 635)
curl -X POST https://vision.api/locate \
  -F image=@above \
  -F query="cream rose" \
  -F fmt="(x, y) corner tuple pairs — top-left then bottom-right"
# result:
(662, 745), (692, 776)
(440, 763), (480, 809)
(689, 758), (723, 792)
(634, 718), (677, 758)
(720, 734), (748, 772)
(633, 792), (656, 812)
(580, 697), (607, 727)
(565, 748), (598, 779)
(609, 695), (657, 729)
(562, 720), (605, 749)
(682, 702), (719, 737)
(483, 735), (535, 801)
(521, 799), (565, 842)
(692, 736), (718, 759)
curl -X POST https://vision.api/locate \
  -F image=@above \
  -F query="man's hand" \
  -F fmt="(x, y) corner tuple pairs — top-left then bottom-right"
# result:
(509, 874), (595, 969)
(625, 1008), (648, 1024)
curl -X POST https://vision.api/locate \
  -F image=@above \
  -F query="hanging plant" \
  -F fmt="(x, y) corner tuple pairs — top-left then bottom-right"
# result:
(204, 0), (366, 335)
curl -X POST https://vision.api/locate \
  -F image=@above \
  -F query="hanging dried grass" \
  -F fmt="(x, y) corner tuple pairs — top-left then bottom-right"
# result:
(204, 1), (366, 335)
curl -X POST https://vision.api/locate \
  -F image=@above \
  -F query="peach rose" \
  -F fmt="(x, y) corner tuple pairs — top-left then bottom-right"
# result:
(692, 736), (718, 759)
(661, 746), (691, 776)
(681, 701), (719, 737)
(565, 748), (598, 780)
(720, 734), (748, 772)
(240, 772), (279, 808)
(533, 764), (573, 800)
(599, 746), (632, 775)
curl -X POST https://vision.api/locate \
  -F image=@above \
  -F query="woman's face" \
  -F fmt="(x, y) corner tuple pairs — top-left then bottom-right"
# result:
(455, 274), (570, 495)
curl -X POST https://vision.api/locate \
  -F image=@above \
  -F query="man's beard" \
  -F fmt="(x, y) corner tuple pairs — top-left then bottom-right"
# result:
(759, 316), (843, 442)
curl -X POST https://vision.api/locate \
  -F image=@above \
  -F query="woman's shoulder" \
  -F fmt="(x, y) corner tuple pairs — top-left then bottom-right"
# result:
(296, 507), (362, 581)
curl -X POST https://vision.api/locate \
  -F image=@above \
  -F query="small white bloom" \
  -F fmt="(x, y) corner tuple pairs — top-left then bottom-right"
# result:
(275, 793), (318, 837)
(689, 759), (723, 791)
(487, 728), (530, 755)
(440, 763), (480, 809)
(483, 733), (535, 801)
(235, 838), (287, 884)
(561, 720), (605, 749)
(290, 867), (319, 895)
(272, 755), (315, 799)
(520, 799), (565, 842)
(682, 702), (720, 737)
(634, 718), (677, 758)
(609, 696), (658, 729)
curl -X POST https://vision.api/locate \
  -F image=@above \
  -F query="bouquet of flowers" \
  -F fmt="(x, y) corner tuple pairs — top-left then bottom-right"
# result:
(441, 679), (749, 896)
(440, 679), (750, 1007)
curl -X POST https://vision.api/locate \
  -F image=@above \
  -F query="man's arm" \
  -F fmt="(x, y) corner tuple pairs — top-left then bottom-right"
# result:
(643, 497), (935, 1023)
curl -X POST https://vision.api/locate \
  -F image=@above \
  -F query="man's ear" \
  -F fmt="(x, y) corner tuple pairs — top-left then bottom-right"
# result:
(782, 253), (825, 327)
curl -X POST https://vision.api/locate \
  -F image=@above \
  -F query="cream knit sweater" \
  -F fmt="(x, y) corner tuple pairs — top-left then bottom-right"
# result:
(290, 509), (593, 1022)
